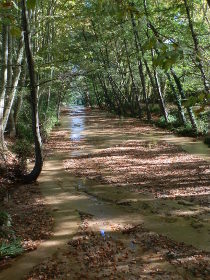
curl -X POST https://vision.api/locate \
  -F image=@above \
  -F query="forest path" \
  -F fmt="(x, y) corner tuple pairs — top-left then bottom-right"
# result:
(0, 106), (209, 280)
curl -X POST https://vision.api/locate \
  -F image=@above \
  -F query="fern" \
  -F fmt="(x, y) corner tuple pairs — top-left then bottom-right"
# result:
(0, 240), (23, 259)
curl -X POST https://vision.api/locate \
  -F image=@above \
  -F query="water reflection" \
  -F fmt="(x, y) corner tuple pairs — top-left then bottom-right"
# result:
(70, 106), (85, 141)
(66, 107), (210, 250)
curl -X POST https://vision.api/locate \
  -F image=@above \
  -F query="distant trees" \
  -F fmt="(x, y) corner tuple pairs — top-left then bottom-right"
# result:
(68, 0), (208, 133)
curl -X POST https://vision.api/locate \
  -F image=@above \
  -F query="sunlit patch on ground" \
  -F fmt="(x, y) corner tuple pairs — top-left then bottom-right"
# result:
(0, 183), (53, 270)
(26, 216), (210, 280)
(22, 107), (210, 279)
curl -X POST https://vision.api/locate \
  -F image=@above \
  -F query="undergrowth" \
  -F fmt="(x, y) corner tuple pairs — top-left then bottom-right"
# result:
(155, 110), (208, 137)
(0, 211), (23, 259)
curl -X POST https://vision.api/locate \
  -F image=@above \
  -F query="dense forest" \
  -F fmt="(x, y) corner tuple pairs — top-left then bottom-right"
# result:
(0, 1), (210, 278)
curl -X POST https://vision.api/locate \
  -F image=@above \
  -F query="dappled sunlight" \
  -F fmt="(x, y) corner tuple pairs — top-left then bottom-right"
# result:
(4, 107), (208, 280)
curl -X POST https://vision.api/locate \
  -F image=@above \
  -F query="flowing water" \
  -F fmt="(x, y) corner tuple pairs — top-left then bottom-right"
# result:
(0, 106), (209, 280)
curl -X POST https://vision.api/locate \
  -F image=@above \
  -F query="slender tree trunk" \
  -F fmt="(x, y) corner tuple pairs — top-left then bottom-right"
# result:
(184, 0), (209, 95)
(151, 50), (168, 122)
(91, 24), (125, 115)
(142, 0), (170, 122)
(13, 68), (25, 137)
(166, 72), (186, 125)
(91, 77), (103, 109)
(0, 24), (9, 159)
(97, 74), (116, 112)
(130, 10), (150, 120)
(44, 69), (53, 122)
(143, 0), (197, 127)
(123, 37), (141, 116)
(171, 68), (198, 131)
(3, 34), (24, 132)
(4, 27), (13, 136)
(7, 111), (16, 137)
(22, 0), (43, 182)
(56, 91), (62, 121)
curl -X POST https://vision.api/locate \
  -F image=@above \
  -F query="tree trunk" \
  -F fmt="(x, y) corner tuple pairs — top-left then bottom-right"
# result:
(166, 72), (186, 125)
(21, 0), (43, 182)
(171, 68), (198, 131)
(184, 0), (209, 95)
(14, 92), (23, 137)
(7, 110), (16, 137)
(151, 50), (168, 122)
(0, 24), (9, 159)
(97, 74), (116, 112)
(3, 34), (24, 133)
(56, 91), (61, 121)
(130, 10), (150, 120)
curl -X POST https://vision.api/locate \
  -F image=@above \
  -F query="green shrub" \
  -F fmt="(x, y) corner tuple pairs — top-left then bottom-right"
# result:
(41, 114), (59, 142)
(16, 121), (33, 143)
(168, 114), (178, 124)
(157, 114), (178, 128)
(12, 139), (33, 159)
(149, 104), (161, 115)
(175, 123), (196, 137)
(0, 211), (13, 239)
(12, 139), (33, 171)
(196, 111), (208, 135)
(0, 211), (11, 228)
(0, 240), (23, 259)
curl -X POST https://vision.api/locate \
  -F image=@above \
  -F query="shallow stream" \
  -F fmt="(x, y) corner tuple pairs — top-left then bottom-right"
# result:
(0, 106), (209, 280)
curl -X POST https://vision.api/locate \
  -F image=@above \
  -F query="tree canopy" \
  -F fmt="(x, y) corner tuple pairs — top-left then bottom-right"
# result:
(0, 0), (209, 180)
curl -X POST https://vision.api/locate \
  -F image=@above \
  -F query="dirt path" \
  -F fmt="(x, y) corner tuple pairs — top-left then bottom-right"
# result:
(0, 106), (209, 280)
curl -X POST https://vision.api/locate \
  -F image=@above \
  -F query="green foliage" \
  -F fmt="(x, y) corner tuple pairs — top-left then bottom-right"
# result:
(157, 114), (178, 128)
(16, 122), (33, 142)
(12, 139), (33, 159)
(12, 139), (33, 172)
(175, 123), (196, 137)
(16, 100), (34, 143)
(41, 113), (59, 141)
(0, 211), (11, 228)
(0, 240), (23, 259)
(149, 104), (161, 115)
(27, 0), (37, 10)
(196, 111), (208, 135)
(0, 211), (23, 259)
(10, 26), (22, 38)
(0, 211), (14, 239)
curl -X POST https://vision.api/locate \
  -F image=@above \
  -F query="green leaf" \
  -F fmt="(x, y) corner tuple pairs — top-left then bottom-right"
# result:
(142, 37), (157, 51)
(27, 0), (36, 10)
(198, 93), (205, 102)
(10, 26), (21, 37)
(182, 96), (197, 107)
